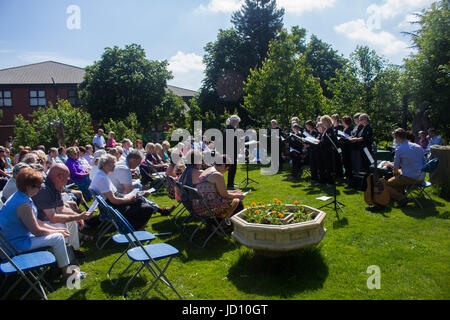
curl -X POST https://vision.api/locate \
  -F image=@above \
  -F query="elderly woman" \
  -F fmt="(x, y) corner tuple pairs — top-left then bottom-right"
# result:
(154, 143), (169, 166)
(90, 155), (169, 230)
(2, 163), (31, 202)
(192, 154), (245, 221)
(107, 131), (116, 149)
(89, 149), (106, 181)
(318, 115), (337, 185)
(145, 143), (168, 172)
(65, 147), (92, 201)
(0, 168), (84, 280)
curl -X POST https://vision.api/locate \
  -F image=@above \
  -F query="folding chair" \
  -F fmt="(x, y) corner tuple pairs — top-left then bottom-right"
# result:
(94, 196), (157, 286)
(89, 190), (116, 250)
(140, 161), (166, 192)
(405, 158), (440, 209)
(180, 184), (232, 248)
(165, 176), (187, 225)
(0, 230), (56, 300)
(97, 197), (182, 300)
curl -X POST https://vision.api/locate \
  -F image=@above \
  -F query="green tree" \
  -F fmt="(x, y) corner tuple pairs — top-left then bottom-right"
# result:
(404, 0), (450, 140)
(13, 99), (93, 149)
(79, 44), (174, 128)
(231, 0), (285, 64)
(305, 34), (347, 99)
(104, 113), (141, 143)
(244, 29), (325, 127)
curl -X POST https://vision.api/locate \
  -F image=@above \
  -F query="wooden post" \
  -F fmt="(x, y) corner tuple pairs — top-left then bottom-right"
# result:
(429, 145), (450, 185)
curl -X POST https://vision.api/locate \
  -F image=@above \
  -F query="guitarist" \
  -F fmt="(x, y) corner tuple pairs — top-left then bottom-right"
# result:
(364, 143), (390, 208)
(384, 128), (427, 208)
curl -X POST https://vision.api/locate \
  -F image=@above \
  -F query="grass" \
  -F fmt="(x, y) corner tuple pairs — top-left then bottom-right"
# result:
(3, 164), (450, 300)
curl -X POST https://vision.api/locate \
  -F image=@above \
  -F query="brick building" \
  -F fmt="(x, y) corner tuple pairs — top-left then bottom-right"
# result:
(0, 61), (197, 143)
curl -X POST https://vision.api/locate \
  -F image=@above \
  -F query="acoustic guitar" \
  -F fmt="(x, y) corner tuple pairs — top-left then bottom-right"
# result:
(364, 144), (390, 207)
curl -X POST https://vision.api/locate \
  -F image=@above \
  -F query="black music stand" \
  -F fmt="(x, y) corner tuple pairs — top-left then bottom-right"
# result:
(240, 141), (259, 189)
(318, 133), (345, 220)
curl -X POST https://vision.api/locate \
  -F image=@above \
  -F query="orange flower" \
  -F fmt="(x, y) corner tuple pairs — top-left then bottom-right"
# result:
(251, 202), (256, 207)
(273, 198), (278, 202)
(245, 206), (250, 209)
(258, 202), (262, 205)
(277, 201), (282, 205)
(254, 210), (260, 214)
(294, 201), (299, 205)
(272, 211), (277, 215)
(278, 213), (285, 218)
(262, 206), (266, 209)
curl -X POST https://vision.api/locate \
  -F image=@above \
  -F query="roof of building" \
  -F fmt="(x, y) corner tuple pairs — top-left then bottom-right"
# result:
(0, 61), (198, 97)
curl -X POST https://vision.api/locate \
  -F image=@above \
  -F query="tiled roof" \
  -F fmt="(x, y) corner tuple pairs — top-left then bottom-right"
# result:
(0, 61), (198, 97)
(0, 61), (85, 84)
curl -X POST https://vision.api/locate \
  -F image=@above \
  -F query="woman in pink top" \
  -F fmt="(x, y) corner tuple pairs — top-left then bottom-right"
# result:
(107, 131), (116, 148)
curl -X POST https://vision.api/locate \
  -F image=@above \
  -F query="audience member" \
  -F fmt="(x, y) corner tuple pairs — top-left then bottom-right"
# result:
(93, 129), (106, 151)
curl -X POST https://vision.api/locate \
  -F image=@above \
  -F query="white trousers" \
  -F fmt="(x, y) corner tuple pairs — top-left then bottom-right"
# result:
(45, 221), (80, 250)
(28, 233), (70, 268)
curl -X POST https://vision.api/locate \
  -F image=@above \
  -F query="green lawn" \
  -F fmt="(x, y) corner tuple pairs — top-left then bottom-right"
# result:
(6, 164), (450, 300)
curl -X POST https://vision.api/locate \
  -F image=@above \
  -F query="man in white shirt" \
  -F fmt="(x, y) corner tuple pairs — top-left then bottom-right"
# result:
(120, 139), (133, 161)
(92, 129), (106, 151)
(109, 150), (175, 216)
(84, 145), (95, 166)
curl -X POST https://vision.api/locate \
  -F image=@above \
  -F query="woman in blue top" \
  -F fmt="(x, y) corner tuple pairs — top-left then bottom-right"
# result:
(0, 168), (84, 280)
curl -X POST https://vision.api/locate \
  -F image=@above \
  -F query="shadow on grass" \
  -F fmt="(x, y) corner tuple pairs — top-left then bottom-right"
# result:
(365, 205), (392, 217)
(400, 200), (447, 220)
(150, 218), (238, 261)
(99, 273), (168, 300)
(227, 247), (328, 298)
(332, 217), (349, 229)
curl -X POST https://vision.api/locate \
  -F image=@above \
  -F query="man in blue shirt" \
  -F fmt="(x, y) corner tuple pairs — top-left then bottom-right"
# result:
(386, 128), (426, 207)
(426, 128), (443, 152)
(92, 129), (106, 151)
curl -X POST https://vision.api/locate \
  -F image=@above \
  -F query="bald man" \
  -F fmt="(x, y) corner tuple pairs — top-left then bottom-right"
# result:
(32, 164), (90, 259)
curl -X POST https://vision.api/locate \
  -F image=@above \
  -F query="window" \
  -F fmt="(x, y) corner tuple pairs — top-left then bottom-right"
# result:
(30, 90), (46, 107)
(68, 89), (80, 106)
(0, 90), (12, 107)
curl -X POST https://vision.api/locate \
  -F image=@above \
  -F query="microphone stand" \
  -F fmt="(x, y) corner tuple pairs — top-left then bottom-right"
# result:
(240, 145), (259, 189)
(318, 132), (345, 220)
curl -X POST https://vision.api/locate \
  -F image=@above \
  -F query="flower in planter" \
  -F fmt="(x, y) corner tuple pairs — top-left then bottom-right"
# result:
(278, 213), (284, 218)
(294, 200), (299, 205)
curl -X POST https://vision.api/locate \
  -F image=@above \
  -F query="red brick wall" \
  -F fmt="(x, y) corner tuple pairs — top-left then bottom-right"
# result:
(0, 84), (78, 144)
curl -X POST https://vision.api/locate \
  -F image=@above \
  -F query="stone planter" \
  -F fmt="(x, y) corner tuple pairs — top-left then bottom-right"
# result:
(231, 205), (327, 255)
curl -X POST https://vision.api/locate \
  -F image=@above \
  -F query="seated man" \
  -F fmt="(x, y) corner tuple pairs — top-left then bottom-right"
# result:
(109, 150), (175, 216)
(32, 164), (91, 258)
(426, 128), (443, 153)
(385, 128), (426, 207)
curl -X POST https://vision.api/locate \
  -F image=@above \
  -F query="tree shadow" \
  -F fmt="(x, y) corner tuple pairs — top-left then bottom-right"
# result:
(227, 247), (328, 298)
(67, 288), (88, 300)
(364, 205), (392, 218)
(332, 217), (349, 229)
(400, 200), (446, 220)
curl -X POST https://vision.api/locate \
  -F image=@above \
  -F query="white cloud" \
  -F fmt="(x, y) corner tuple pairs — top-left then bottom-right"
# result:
(18, 51), (92, 67)
(367, 0), (433, 20)
(168, 51), (205, 91)
(335, 19), (411, 56)
(397, 13), (422, 28)
(197, 0), (336, 14)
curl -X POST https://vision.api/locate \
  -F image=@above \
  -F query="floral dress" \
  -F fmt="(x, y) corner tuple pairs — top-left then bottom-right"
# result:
(192, 170), (240, 218)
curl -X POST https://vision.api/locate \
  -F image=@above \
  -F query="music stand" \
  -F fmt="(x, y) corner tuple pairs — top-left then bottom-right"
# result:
(318, 133), (345, 220)
(240, 140), (259, 189)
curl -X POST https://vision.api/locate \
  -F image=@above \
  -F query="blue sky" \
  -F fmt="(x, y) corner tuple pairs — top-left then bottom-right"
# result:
(0, 0), (435, 91)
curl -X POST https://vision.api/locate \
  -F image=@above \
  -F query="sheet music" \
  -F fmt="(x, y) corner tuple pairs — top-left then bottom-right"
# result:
(290, 147), (302, 154)
(338, 130), (350, 139)
(303, 131), (312, 138)
(87, 200), (98, 215)
(304, 136), (320, 145)
(125, 189), (139, 198)
(363, 147), (375, 165)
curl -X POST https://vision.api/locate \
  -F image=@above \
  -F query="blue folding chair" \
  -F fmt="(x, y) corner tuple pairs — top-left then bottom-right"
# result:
(0, 229), (56, 300)
(96, 196), (182, 300)
(94, 195), (156, 286)
(405, 158), (440, 209)
(89, 190), (117, 250)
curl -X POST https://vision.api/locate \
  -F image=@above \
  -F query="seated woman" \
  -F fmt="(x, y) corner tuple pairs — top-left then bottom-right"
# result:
(65, 147), (92, 201)
(145, 143), (168, 172)
(0, 168), (84, 280)
(178, 150), (203, 187)
(90, 155), (170, 231)
(192, 154), (246, 220)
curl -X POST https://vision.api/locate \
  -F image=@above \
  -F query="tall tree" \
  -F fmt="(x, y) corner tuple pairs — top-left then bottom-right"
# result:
(244, 29), (325, 127)
(305, 34), (347, 99)
(231, 0), (285, 65)
(404, 0), (450, 140)
(78, 44), (181, 128)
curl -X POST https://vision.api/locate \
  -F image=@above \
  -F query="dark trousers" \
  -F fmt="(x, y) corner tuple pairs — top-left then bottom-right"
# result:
(310, 148), (320, 181)
(227, 164), (237, 188)
(319, 153), (334, 185)
(290, 151), (304, 177)
(342, 147), (353, 180)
